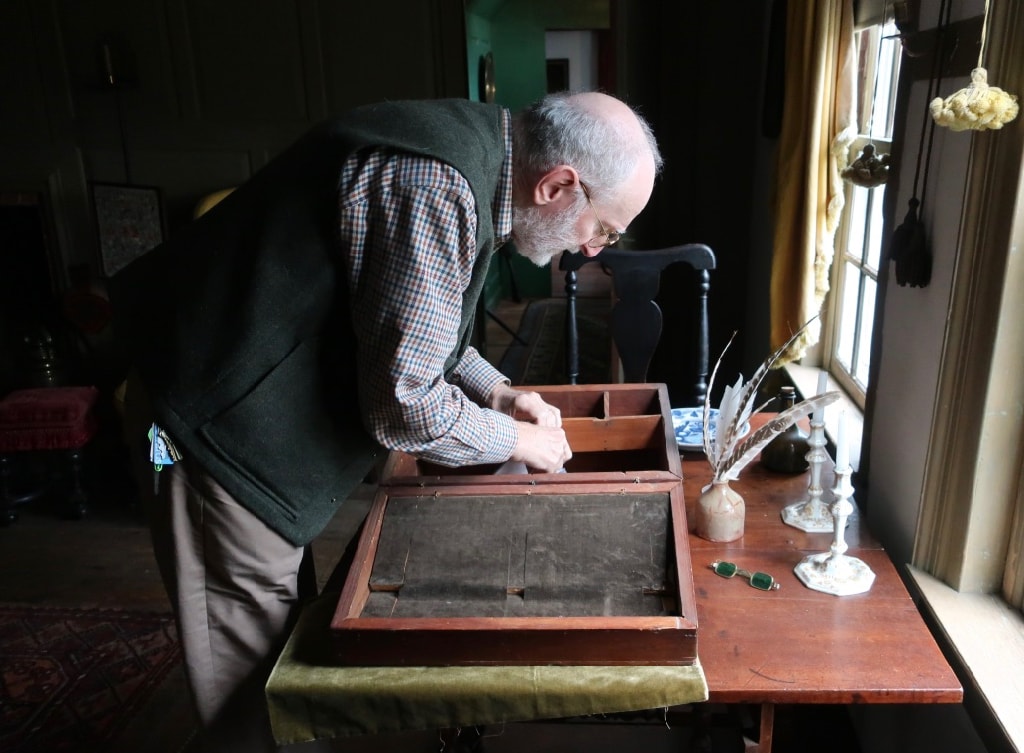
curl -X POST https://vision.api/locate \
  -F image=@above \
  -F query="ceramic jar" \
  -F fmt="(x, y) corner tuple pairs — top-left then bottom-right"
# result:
(695, 479), (745, 542)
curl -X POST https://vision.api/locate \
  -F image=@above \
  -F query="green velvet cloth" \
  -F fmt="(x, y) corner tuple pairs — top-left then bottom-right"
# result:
(266, 595), (708, 745)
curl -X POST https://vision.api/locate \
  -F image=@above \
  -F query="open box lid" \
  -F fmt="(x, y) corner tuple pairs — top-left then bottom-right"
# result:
(329, 478), (697, 667)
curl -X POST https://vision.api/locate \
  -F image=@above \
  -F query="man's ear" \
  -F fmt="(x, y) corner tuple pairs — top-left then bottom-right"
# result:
(532, 165), (578, 207)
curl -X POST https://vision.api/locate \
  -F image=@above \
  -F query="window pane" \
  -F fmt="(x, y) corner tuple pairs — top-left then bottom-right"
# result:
(855, 277), (876, 385)
(870, 23), (900, 140)
(846, 185), (867, 262)
(837, 263), (860, 371)
(855, 28), (874, 134)
(866, 186), (885, 271)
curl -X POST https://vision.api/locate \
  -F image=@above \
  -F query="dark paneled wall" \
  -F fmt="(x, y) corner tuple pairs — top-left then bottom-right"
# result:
(0, 0), (467, 287)
(1, 0), (775, 400)
(0, 0), (466, 387)
(614, 1), (777, 402)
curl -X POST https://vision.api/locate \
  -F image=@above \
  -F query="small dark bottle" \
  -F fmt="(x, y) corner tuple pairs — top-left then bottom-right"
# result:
(761, 386), (810, 473)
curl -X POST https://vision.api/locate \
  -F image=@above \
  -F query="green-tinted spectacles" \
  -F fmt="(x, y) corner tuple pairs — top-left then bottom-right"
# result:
(710, 561), (780, 591)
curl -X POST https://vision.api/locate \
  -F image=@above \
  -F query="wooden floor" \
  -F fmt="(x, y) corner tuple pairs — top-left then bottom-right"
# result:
(0, 299), (854, 752)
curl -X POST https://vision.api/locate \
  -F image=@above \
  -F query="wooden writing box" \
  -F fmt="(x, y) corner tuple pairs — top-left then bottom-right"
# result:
(329, 481), (697, 666)
(329, 384), (697, 667)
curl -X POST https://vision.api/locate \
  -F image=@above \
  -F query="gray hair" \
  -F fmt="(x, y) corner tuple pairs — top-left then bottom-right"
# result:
(512, 91), (663, 202)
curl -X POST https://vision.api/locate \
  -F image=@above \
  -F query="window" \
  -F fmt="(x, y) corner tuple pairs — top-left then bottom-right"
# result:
(825, 21), (901, 408)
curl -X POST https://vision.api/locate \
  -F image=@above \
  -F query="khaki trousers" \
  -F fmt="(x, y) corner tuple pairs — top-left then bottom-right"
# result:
(124, 377), (315, 753)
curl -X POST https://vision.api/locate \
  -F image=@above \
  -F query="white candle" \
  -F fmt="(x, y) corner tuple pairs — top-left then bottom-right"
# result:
(837, 410), (849, 470)
(812, 370), (828, 423)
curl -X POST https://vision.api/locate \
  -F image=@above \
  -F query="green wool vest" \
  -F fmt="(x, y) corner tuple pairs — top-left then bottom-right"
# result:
(110, 100), (508, 545)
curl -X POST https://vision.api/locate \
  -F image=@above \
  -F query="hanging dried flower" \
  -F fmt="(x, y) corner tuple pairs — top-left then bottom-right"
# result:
(930, 67), (1019, 132)
(841, 144), (890, 187)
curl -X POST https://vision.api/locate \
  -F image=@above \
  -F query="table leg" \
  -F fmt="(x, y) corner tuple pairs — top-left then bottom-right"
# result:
(742, 703), (775, 753)
(758, 703), (775, 753)
(0, 455), (15, 525)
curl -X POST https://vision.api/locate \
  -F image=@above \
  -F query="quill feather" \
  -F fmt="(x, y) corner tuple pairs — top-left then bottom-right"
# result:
(720, 392), (841, 481)
(715, 323), (815, 456)
(702, 318), (825, 479)
(702, 332), (735, 458)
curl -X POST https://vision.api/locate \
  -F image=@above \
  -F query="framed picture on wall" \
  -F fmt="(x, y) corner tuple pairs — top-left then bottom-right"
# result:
(91, 182), (165, 277)
(546, 58), (569, 93)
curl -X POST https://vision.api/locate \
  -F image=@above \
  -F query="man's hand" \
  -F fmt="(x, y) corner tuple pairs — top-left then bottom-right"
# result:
(510, 421), (572, 473)
(489, 384), (571, 471)
(489, 384), (562, 427)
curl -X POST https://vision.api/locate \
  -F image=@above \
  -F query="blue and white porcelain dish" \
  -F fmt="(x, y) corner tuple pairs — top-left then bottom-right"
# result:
(671, 407), (715, 451)
(671, 407), (750, 452)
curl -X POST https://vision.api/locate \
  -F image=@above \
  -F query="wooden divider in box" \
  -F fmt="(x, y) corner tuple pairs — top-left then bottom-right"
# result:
(329, 478), (698, 666)
(380, 383), (682, 485)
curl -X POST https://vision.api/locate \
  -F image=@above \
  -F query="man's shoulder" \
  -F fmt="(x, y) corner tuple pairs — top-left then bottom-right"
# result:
(341, 98), (499, 118)
(325, 99), (504, 140)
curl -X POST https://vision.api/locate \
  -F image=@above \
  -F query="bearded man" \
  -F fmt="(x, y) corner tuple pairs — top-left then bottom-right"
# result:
(110, 90), (661, 752)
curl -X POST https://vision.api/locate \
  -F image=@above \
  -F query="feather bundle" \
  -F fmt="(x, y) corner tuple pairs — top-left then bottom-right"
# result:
(704, 323), (841, 483)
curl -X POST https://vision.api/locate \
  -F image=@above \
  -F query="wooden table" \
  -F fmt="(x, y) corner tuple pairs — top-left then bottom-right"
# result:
(679, 414), (962, 752)
(269, 411), (962, 751)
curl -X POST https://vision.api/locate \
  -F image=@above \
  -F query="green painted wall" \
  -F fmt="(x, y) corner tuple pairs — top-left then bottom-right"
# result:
(465, 11), (492, 104)
(467, 0), (610, 303)
(492, 0), (608, 110)
(464, 8), (503, 310)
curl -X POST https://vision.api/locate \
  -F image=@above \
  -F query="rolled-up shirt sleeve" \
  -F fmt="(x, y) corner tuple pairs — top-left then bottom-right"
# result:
(339, 150), (517, 467)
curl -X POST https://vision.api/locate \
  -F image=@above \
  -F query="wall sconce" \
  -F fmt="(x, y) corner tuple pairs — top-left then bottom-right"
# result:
(94, 35), (137, 89)
(99, 42), (116, 86)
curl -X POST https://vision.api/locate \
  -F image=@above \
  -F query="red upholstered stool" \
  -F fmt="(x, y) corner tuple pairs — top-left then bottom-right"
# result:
(0, 386), (99, 524)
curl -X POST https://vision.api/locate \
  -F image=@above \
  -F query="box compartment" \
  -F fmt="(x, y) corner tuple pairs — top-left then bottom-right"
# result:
(381, 383), (682, 483)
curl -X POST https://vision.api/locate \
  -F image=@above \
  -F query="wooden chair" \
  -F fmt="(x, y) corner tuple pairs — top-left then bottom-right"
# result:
(558, 244), (715, 405)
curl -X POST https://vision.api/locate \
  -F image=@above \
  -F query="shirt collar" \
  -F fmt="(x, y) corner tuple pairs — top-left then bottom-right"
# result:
(492, 108), (513, 247)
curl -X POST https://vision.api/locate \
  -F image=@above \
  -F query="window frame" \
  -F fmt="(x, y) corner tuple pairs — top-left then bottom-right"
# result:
(823, 21), (901, 410)
(876, 1), (1024, 746)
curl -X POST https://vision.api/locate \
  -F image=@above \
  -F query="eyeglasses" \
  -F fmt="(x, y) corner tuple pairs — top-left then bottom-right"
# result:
(580, 182), (622, 249)
(710, 561), (780, 591)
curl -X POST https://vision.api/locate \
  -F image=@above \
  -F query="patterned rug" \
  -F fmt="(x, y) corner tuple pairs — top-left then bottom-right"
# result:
(0, 604), (185, 753)
(498, 298), (611, 386)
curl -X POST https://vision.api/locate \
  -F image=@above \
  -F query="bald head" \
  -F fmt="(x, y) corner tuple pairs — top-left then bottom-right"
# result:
(511, 91), (662, 202)
(509, 92), (661, 267)
(568, 91), (652, 146)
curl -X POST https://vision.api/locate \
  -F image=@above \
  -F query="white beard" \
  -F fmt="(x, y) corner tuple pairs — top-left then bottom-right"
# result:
(510, 200), (587, 267)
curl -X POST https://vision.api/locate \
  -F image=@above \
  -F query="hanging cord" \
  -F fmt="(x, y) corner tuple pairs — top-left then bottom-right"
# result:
(113, 84), (133, 185)
(890, 0), (954, 287)
(101, 41), (134, 185)
(955, 0), (990, 109)
(977, 0), (990, 68)
(912, 0), (955, 212)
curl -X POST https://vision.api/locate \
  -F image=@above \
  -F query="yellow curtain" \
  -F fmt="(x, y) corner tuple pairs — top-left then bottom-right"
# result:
(769, 0), (857, 363)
